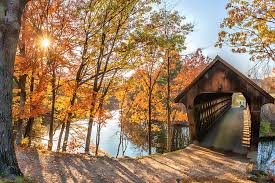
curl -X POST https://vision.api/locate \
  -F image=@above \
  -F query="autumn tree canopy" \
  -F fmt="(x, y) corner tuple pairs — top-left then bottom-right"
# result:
(216, 0), (275, 62)
(7, 0), (212, 157)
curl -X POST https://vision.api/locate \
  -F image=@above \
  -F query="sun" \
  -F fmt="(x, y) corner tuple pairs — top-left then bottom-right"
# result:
(41, 38), (50, 48)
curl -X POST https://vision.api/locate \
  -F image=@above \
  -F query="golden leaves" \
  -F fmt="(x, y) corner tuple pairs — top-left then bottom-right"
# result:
(217, 0), (275, 61)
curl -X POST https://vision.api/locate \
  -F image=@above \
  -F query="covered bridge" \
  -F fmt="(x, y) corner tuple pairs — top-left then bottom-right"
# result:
(175, 56), (274, 148)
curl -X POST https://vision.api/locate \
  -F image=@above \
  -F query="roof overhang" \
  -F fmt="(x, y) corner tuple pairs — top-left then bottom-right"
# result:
(174, 55), (274, 104)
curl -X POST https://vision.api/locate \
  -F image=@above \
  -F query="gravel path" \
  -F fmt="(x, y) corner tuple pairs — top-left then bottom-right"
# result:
(17, 144), (252, 183)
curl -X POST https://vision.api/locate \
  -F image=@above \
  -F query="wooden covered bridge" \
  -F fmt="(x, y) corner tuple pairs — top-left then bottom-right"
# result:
(175, 56), (274, 148)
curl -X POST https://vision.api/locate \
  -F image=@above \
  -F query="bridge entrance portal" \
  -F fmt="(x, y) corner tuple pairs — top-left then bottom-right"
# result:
(175, 56), (274, 148)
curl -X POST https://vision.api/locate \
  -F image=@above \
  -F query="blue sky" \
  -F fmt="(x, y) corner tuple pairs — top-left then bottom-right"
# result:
(166, 0), (273, 77)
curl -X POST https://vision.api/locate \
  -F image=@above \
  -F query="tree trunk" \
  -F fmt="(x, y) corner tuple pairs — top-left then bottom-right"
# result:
(56, 121), (65, 152)
(0, 0), (27, 178)
(166, 54), (172, 152)
(148, 89), (152, 155)
(14, 74), (27, 144)
(62, 113), (72, 152)
(48, 67), (56, 151)
(24, 117), (34, 146)
(95, 123), (101, 156)
(116, 96), (125, 158)
(62, 91), (77, 152)
(14, 119), (23, 144)
(24, 69), (34, 146)
(14, 10), (27, 145)
(85, 91), (97, 153)
(122, 136), (127, 156)
(116, 131), (122, 158)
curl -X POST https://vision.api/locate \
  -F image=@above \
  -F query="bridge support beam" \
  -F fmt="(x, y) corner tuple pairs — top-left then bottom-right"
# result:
(186, 107), (197, 141)
(250, 99), (261, 148)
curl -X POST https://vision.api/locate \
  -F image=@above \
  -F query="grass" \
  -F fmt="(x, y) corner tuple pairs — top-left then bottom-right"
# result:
(260, 120), (275, 137)
(260, 120), (272, 136)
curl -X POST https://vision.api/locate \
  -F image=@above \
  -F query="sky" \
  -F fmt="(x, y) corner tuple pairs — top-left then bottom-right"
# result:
(166, 0), (273, 78)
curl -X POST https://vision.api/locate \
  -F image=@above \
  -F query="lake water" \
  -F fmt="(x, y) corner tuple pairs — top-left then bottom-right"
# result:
(43, 111), (190, 157)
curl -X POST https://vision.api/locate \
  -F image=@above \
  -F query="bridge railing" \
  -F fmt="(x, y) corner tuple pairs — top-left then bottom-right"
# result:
(242, 106), (251, 147)
(194, 95), (232, 140)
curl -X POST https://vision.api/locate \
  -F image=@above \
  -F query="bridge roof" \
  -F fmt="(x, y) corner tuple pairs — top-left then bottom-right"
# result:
(174, 55), (274, 103)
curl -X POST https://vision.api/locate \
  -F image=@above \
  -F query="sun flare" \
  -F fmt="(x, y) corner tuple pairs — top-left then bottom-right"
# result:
(41, 38), (50, 48)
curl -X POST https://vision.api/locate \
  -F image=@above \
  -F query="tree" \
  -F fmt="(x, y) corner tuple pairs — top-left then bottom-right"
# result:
(12, 0), (76, 149)
(13, 15), (28, 145)
(150, 7), (193, 151)
(0, 0), (29, 178)
(173, 49), (210, 91)
(58, 0), (127, 152)
(0, 0), (211, 163)
(115, 79), (136, 157)
(216, 0), (275, 62)
(113, 7), (194, 155)
(41, 0), (76, 151)
(82, 0), (157, 154)
(132, 22), (165, 154)
(115, 73), (155, 153)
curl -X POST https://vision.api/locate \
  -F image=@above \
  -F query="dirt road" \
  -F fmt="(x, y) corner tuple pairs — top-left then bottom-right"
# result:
(17, 144), (251, 183)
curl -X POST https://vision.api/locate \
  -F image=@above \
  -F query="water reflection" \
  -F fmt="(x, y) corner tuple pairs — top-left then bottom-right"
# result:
(44, 111), (190, 157)
(172, 125), (190, 151)
(257, 140), (275, 175)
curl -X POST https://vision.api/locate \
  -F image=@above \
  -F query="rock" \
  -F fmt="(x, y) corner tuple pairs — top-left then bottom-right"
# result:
(261, 104), (275, 122)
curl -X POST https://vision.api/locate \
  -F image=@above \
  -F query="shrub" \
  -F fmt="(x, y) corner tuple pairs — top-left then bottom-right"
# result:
(260, 120), (271, 136)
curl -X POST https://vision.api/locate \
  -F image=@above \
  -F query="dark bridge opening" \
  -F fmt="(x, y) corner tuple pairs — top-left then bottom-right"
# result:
(193, 92), (253, 153)
(194, 93), (232, 140)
